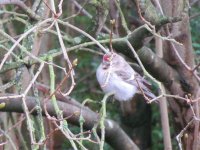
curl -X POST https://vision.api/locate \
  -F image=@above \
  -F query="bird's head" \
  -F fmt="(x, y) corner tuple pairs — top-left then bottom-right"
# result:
(102, 53), (115, 67)
(103, 53), (112, 62)
(102, 53), (124, 69)
(102, 53), (114, 69)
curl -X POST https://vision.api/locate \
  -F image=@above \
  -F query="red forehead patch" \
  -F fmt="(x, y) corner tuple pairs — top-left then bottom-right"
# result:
(103, 54), (111, 61)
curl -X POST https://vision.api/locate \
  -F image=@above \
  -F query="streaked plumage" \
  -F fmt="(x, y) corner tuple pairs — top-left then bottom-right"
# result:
(96, 53), (155, 101)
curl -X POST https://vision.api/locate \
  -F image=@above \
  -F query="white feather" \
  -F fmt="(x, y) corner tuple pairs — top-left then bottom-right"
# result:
(96, 64), (137, 101)
(96, 53), (156, 101)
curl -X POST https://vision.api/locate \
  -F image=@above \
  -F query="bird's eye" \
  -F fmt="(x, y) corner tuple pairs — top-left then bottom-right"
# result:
(103, 54), (111, 62)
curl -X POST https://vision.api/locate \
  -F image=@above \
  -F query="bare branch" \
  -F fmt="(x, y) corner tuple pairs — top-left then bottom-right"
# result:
(0, 94), (139, 150)
(0, 0), (41, 20)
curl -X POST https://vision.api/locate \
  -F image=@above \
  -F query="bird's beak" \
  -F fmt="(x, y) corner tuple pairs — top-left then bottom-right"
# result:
(107, 57), (111, 61)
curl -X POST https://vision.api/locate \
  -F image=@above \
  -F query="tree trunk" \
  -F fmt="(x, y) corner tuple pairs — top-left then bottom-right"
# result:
(161, 0), (200, 149)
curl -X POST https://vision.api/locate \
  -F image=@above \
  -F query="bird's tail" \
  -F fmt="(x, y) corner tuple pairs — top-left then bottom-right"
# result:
(143, 90), (156, 100)
(137, 81), (156, 100)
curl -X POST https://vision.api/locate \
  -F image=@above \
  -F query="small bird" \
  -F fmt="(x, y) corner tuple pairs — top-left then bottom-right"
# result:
(96, 52), (156, 101)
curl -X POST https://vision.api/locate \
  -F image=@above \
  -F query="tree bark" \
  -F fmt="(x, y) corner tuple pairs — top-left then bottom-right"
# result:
(0, 94), (139, 150)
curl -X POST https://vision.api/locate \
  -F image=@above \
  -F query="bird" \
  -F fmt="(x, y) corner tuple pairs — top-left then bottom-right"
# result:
(96, 52), (156, 101)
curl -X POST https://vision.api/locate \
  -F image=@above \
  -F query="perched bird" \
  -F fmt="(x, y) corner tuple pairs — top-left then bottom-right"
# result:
(96, 52), (156, 101)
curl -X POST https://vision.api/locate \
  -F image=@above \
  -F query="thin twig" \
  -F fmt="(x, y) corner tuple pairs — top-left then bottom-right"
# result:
(54, 21), (76, 96)
(109, 20), (115, 53)
(23, 62), (44, 95)
(57, 19), (108, 53)
(47, 55), (78, 150)
(192, 62), (200, 72)
(114, 0), (131, 34)
(155, 32), (172, 150)
(71, 0), (111, 33)
(99, 92), (114, 150)
(0, 0), (41, 20)
(0, 18), (53, 71)
(176, 118), (194, 150)
(0, 129), (17, 150)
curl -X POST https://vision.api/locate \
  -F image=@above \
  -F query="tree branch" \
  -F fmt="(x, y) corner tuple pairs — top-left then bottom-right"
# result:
(0, 94), (139, 150)
(0, 0), (41, 20)
(0, 22), (183, 97)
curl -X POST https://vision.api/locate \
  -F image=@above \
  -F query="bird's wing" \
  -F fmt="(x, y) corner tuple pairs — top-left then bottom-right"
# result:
(135, 73), (151, 87)
(115, 70), (156, 98)
(114, 70), (137, 85)
(115, 70), (151, 91)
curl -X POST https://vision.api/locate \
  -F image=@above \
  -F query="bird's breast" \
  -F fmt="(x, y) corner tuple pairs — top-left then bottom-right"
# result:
(100, 73), (137, 101)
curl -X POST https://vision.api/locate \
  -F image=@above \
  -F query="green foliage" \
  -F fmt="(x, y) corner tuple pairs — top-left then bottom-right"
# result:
(190, 7), (200, 54)
(71, 50), (101, 100)
(191, 6), (200, 72)
(151, 104), (163, 149)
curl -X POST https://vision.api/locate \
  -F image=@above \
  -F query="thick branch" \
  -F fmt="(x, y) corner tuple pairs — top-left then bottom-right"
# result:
(113, 25), (151, 52)
(136, 0), (182, 26)
(137, 47), (185, 96)
(0, 24), (183, 97)
(113, 39), (184, 96)
(0, 95), (139, 150)
(0, 26), (149, 74)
